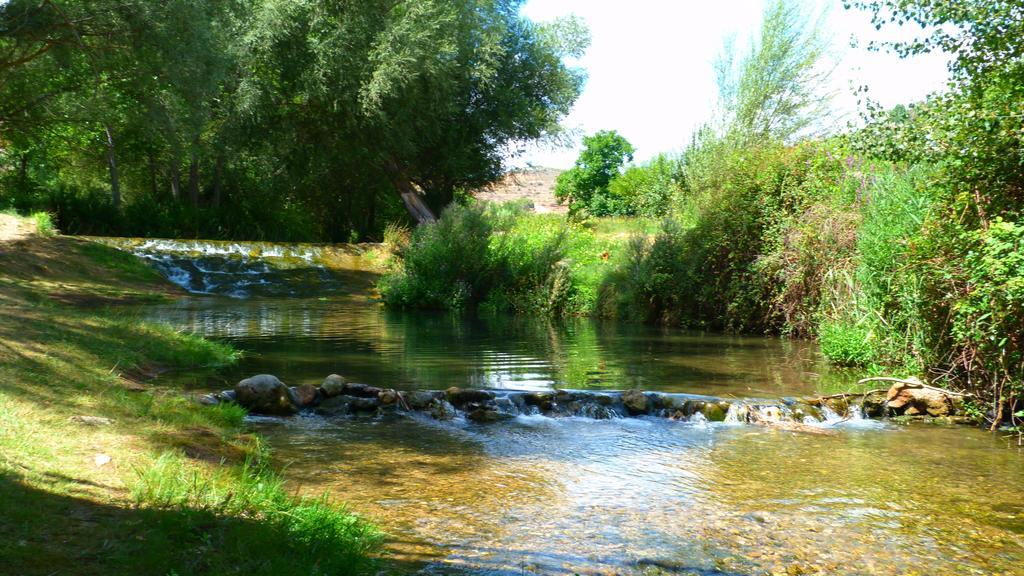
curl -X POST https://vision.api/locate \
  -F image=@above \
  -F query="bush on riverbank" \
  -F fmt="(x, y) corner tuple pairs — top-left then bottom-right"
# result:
(380, 202), (619, 315)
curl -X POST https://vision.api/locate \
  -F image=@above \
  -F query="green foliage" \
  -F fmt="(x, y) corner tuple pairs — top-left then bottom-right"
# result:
(715, 0), (833, 143)
(381, 202), (616, 315)
(606, 154), (681, 218)
(380, 203), (494, 309)
(0, 0), (589, 240)
(555, 130), (635, 217)
(819, 320), (875, 367)
(132, 452), (382, 575)
(29, 211), (55, 236)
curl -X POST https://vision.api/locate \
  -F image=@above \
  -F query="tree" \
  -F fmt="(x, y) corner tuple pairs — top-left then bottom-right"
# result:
(554, 130), (634, 217)
(237, 0), (588, 224)
(714, 0), (834, 143)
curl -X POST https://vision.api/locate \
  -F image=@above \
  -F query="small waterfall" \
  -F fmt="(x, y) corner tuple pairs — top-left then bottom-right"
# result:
(91, 237), (375, 297)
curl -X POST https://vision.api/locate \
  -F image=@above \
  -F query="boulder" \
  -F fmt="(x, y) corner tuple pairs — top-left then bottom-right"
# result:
(621, 389), (649, 415)
(524, 391), (554, 411)
(320, 374), (346, 398)
(467, 407), (509, 423)
(289, 384), (319, 408)
(702, 402), (727, 422)
(860, 390), (888, 417)
(343, 383), (382, 398)
(234, 375), (296, 415)
(886, 383), (954, 417)
(378, 388), (399, 406)
(316, 395), (352, 416)
(430, 399), (457, 421)
(405, 390), (441, 410)
(445, 387), (494, 407)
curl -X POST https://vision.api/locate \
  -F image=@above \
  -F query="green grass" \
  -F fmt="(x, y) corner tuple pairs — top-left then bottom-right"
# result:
(0, 214), (382, 575)
(31, 211), (56, 236)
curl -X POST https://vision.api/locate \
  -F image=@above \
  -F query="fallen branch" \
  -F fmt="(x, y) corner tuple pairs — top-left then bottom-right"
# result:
(856, 376), (972, 397)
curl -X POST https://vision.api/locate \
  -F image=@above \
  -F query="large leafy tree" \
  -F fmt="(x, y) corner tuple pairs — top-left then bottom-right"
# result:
(236, 0), (588, 223)
(554, 130), (635, 217)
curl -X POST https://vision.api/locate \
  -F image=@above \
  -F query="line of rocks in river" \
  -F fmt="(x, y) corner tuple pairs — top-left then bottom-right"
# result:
(197, 374), (975, 426)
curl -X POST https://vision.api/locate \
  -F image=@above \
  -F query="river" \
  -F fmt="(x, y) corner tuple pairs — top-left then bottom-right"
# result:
(108, 237), (1024, 575)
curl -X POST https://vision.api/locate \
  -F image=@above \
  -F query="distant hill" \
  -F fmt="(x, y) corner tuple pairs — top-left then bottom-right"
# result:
(475, 167), (566, 214)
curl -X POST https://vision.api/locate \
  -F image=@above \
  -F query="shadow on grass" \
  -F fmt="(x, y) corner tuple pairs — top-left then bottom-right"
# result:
(0, 470), (377, 576)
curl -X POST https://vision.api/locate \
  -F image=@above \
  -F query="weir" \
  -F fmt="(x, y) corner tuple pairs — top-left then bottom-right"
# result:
(91, 237), (378, 297)
(202, 374), (973, 430)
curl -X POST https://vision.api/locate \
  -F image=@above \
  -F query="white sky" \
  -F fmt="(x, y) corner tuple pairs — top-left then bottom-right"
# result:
(514, 0), (951, 169)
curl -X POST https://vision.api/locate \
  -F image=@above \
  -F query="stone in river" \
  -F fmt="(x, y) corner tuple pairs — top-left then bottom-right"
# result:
(445, 387), (494, 407)
(621, 389), (649, 415)
(320, 374), (346, 397)
(289, 384), (319, 408)
(234, 374), (297, 415)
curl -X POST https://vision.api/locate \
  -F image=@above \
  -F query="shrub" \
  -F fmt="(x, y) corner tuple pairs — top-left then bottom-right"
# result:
(607, 154), (681, 218)
(379, 203), (493, 309)
(818, 320), (874, 367)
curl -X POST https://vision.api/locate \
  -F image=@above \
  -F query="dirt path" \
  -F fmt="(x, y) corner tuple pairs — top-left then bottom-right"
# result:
(0, 213), (33, 242)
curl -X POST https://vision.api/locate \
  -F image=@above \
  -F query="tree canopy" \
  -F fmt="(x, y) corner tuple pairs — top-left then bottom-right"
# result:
(0, 0), (589, 240)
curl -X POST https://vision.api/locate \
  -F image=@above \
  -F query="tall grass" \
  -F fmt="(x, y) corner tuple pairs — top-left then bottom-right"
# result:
(131, 451), (382, 575)
(381, 202), (619, 315)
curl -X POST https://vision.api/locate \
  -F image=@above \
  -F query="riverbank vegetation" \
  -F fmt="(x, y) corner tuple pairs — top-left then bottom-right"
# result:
(0, 214), (381, 574)
(383, 0), (1024, 431)
(0, 0), (587, 241)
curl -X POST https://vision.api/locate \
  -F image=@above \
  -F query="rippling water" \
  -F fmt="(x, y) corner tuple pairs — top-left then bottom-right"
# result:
(118, 239), (1024, 575)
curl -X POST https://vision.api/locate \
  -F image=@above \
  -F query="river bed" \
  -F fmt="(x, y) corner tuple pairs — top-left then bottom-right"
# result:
(117, 238), (1024, 575)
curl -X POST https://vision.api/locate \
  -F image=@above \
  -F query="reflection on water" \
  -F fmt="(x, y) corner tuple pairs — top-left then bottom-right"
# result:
(141, 296), (857, 396)
(128, 281), (1024, 575)
(259, 415), (1024, 575)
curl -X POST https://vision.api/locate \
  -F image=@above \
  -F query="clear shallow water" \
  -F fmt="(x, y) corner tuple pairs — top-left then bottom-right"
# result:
(116, 238), (1024, 575)
(141, 296), (856, 397)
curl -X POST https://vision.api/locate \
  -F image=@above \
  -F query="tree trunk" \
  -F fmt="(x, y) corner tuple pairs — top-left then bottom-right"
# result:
(170, 161), (181, 200)
(212, 156), (223, 208)
(104, 124), (121, 210)
(383, 157), (436, 224)
(188, 148), (200, 207)
(147, 152), (158, 198)
(19, 153), (28, 192)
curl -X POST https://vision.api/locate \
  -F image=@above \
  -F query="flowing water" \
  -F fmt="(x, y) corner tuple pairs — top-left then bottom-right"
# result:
(114, 238), (1024, 575)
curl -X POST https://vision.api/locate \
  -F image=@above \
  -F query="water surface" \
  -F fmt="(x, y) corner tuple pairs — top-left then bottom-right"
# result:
(118, 238), (1024, 575)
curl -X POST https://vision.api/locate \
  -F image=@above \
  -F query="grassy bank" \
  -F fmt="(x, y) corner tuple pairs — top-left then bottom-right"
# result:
(0, 213), (381, 574)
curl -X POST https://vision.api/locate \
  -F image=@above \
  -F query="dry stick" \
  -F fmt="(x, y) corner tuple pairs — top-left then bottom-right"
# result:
(817, 388), (887, 400)
(855, 376), (973, 397)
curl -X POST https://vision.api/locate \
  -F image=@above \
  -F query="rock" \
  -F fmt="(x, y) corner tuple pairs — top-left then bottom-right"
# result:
(524, 391), (554, 411)
(289, 384), (319, 408)
(703, 402), (727, 422)
(316, 395), (352, 416)
(621, 389), (649, 415)
(886, 383), (953, 417)
(343, 383), (382, 398)
(197, 394), (220, 406)
(860, 390), (888, 417)
(430, 399), (457, 421)
(94, 453), (112, 467)
(320, 374), (346, 397)
(70, 415), (114, 426)
(217, 389), (237, 403)
(349, 396), (381, 412)
(405, 390), (441, 410)
(378, 388), (399, 406)
(445, 387), (494, 407)
(467, 408), (509, 423)
(234, 374), (297, 415)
